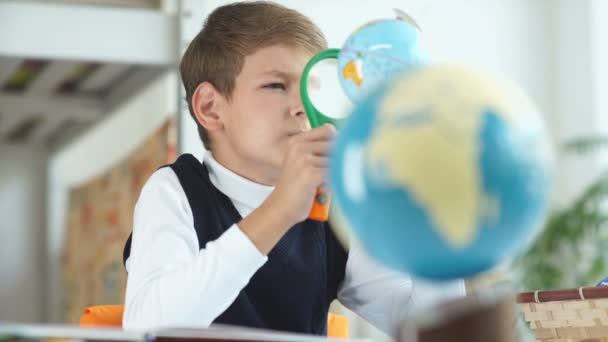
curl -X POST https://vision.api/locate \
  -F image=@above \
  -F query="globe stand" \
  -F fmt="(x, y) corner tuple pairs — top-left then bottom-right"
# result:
(396, 285), (516, 342)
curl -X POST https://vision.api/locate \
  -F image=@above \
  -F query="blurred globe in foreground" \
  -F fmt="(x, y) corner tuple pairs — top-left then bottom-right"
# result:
(330, 64), (554, 280)
(337, 16), (427, 101)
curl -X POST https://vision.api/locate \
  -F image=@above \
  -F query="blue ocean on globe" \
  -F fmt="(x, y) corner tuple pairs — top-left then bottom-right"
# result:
(329, 64), (554, 281)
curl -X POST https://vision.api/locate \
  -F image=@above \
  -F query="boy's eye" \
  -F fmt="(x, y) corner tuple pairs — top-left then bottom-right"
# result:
(263, 82), (286, 91)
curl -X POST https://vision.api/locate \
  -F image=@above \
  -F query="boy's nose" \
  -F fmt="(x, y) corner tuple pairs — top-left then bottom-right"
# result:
(289, 88), (308, 120)
(290, 103), (306, 118)
(289, 104), (310, 130)
(292, 108), (306, 118)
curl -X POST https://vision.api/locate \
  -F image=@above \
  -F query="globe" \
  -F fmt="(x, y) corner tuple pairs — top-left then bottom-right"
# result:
(329, 64), (554, 281)
(337, 17), (427, 102)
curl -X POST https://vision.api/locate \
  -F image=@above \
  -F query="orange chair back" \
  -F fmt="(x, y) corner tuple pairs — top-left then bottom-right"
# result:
(79, 305), (124, 327)
(327, 312), (349, 338)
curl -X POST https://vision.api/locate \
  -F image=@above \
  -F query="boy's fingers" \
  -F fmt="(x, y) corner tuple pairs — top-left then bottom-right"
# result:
(305, 141), (331, 156)
(308, 156), (329, 168)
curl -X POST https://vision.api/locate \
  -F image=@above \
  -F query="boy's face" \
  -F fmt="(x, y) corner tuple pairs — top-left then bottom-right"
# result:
(216, 44), (317, 183)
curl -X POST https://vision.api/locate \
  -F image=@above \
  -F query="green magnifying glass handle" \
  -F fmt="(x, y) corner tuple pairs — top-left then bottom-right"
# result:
(300, 48), (341, 222)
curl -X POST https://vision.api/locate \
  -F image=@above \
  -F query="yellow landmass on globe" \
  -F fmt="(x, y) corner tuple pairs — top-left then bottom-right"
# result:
(343, 60), (363, 86)
(366, 65), (507, 249)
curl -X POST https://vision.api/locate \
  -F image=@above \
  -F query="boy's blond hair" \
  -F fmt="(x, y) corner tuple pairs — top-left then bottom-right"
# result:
(179, 1), (327, 148)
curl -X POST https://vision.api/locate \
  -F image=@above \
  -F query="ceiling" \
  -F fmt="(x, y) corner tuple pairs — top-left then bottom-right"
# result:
(0, 58), (166, 147)
(0, 1), (177, 150)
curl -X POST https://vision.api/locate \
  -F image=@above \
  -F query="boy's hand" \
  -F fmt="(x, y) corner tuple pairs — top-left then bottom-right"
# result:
(269, 124), (336, 226)
(238, 124), (336, 255)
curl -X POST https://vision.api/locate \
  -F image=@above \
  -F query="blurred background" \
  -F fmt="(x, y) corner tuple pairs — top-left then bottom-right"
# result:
(1, 0), (607, 341)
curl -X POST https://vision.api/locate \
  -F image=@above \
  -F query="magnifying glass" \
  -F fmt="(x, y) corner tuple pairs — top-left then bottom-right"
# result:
(300, 49), (349, 221)
(300, 9), (425, 221)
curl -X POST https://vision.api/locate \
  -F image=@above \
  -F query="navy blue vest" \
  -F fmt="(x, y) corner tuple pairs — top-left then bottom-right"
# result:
(123, 154), (348, 335)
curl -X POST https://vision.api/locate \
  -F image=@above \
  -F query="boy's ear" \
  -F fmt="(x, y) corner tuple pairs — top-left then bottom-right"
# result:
(191, 82), (224, 132)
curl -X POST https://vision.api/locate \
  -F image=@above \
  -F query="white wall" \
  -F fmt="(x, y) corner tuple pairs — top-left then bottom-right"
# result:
(46, 73), (177, 322)
(592, 0), (608, 166)
(0, 145), (46, 322)
(549, 0), (598, 206)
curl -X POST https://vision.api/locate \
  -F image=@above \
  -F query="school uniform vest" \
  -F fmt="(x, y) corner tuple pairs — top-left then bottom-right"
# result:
(123, 154), (348, 335)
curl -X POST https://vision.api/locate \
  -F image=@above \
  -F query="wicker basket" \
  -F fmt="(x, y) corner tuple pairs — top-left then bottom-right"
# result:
(517, 287), (608, 341)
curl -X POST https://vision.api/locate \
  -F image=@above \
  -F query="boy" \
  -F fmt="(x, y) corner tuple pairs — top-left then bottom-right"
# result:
(122, 1), (464, 337)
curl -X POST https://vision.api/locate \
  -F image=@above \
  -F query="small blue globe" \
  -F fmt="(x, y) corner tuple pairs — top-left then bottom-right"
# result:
(330, 64), (554, 281)
(337, 18), (427, 101)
